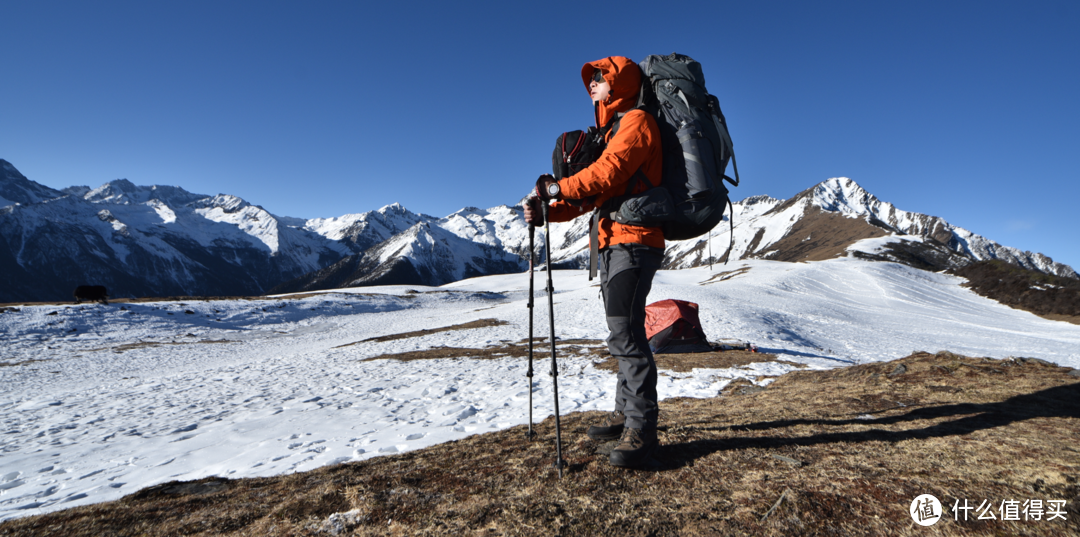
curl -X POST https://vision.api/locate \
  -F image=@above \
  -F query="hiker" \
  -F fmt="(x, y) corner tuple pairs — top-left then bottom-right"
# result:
(525, 56), (664, 467)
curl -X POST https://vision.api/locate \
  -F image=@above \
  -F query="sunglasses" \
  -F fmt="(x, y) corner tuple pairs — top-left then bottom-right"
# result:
(591, 70), (605, 84)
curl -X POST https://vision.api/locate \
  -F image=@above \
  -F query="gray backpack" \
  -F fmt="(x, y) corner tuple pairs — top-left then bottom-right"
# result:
(603, 53), (740, 242)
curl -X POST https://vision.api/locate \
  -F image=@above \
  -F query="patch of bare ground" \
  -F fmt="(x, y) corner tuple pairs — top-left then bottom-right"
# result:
(4, 352), (1079, 536)
(950, 260), (1080, 325)
(360, 337), (605, 362)
(699, 266), (752, 285)
(755, 204), (889, 263)
(0, 358), (48, 367)
(335, 319), (509, 349)
(594, 349), (796, 374)
(359, 339), (790, 377)
(82, 339), (236, 354)
(1040, 313), (1080, 325)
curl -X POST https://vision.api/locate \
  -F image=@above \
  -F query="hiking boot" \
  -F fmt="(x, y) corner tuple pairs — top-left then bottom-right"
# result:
(608, 426), (658, 468)
(587, 410), (625, 441)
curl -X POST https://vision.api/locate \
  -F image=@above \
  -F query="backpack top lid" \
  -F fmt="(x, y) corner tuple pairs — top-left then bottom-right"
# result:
(640, 53), (710, 110)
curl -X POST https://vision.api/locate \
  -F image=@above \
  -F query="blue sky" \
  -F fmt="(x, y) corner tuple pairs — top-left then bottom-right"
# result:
(2, 1), (1078, 270)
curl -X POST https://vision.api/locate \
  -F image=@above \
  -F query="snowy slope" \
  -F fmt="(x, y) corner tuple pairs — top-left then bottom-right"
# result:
(1, 258), (1078, 521)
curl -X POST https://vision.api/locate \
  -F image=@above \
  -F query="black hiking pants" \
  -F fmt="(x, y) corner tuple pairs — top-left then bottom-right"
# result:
(599, 242), (664, 430)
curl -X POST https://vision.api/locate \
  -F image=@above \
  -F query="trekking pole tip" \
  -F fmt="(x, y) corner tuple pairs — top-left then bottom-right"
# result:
(553, 458), (567, 477)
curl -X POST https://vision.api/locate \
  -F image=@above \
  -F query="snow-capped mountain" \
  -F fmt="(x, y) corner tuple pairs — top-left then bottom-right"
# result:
(277, 177), (1075, 295)
(0, 160), (350, 302)
(272, 206), (538, 292)
(303, 202), (434, 253)
(0, 161), (67, 207)
(2, 156), (1074, 303)
(660, 178), (1077, 278)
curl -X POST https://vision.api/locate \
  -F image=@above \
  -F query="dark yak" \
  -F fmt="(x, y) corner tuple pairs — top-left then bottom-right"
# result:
(73, 285), (108, 304)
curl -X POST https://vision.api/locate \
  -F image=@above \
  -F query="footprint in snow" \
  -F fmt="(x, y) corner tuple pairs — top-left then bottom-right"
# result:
(0, 479), (26, 490)
(170, 424), (197, 434)
(78, 469), (105, 479)
(39, 485), (62, 497)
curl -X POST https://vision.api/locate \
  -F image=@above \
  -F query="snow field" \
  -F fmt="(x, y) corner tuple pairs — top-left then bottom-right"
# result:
(2, 258), (1078, 521)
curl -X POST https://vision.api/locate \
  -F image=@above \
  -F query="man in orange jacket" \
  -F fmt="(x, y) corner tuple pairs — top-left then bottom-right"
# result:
(525, 56), (664, 467)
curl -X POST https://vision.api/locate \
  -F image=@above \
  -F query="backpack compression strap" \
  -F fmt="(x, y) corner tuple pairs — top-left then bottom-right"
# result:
(589, 212), (599, 280)
(586, 168), (649, 281)
(723, 196), (734, 265)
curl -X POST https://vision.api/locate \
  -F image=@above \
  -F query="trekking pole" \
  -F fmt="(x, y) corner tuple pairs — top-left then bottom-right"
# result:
(541, 203), (568, 478)
(525, 217), (537, 440)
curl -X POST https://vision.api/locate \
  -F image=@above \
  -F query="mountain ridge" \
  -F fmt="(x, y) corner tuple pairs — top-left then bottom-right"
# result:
(1, 158), (1074, 302)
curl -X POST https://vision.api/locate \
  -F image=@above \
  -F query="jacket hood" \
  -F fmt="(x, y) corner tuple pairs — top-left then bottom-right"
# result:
(581, 56), (641, 128)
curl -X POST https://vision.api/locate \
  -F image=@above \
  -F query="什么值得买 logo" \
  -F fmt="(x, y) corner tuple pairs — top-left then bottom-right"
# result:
(910, 494), (943, 526)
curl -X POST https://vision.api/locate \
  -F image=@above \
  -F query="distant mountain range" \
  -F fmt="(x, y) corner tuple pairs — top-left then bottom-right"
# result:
(1, 158), (1075, 303)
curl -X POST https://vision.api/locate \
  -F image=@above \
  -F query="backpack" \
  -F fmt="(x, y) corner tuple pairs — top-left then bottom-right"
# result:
(552, 127), (607, 181)
(605, 53), (740, 242)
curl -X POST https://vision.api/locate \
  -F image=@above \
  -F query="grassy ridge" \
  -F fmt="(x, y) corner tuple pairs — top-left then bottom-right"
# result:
(951, 260), (1080, 324)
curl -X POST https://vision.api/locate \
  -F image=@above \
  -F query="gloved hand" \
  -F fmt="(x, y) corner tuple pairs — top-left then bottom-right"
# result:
(523, 195), (544, 227)
(534, 174), (561, 201)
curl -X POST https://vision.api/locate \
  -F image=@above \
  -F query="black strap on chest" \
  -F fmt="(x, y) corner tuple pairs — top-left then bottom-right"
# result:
(586, 110), (652, 281)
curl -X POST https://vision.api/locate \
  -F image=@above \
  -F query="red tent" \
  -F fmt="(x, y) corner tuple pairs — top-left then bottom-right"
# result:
(644, 299), (713, 354)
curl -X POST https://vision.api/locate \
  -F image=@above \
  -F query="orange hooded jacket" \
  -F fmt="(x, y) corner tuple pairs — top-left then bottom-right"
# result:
(547, 56), (664, 250)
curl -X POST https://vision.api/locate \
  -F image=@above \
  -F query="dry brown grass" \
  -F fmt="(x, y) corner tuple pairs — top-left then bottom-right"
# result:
(1040, 314), (1080, 326)
(950, 260), (1080, 326)
(357, 337), (792, 377)
(0, 358), (48, 367)
(360, 337), (606, 363)
(80, 339), (236, 354)
(3, 352), (1079, 536)
(595, 349), (799, 374)
(334, 319), (508, 349)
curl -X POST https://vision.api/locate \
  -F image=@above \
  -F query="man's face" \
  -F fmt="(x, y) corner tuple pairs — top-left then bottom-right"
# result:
(590, 70), (611, 103)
